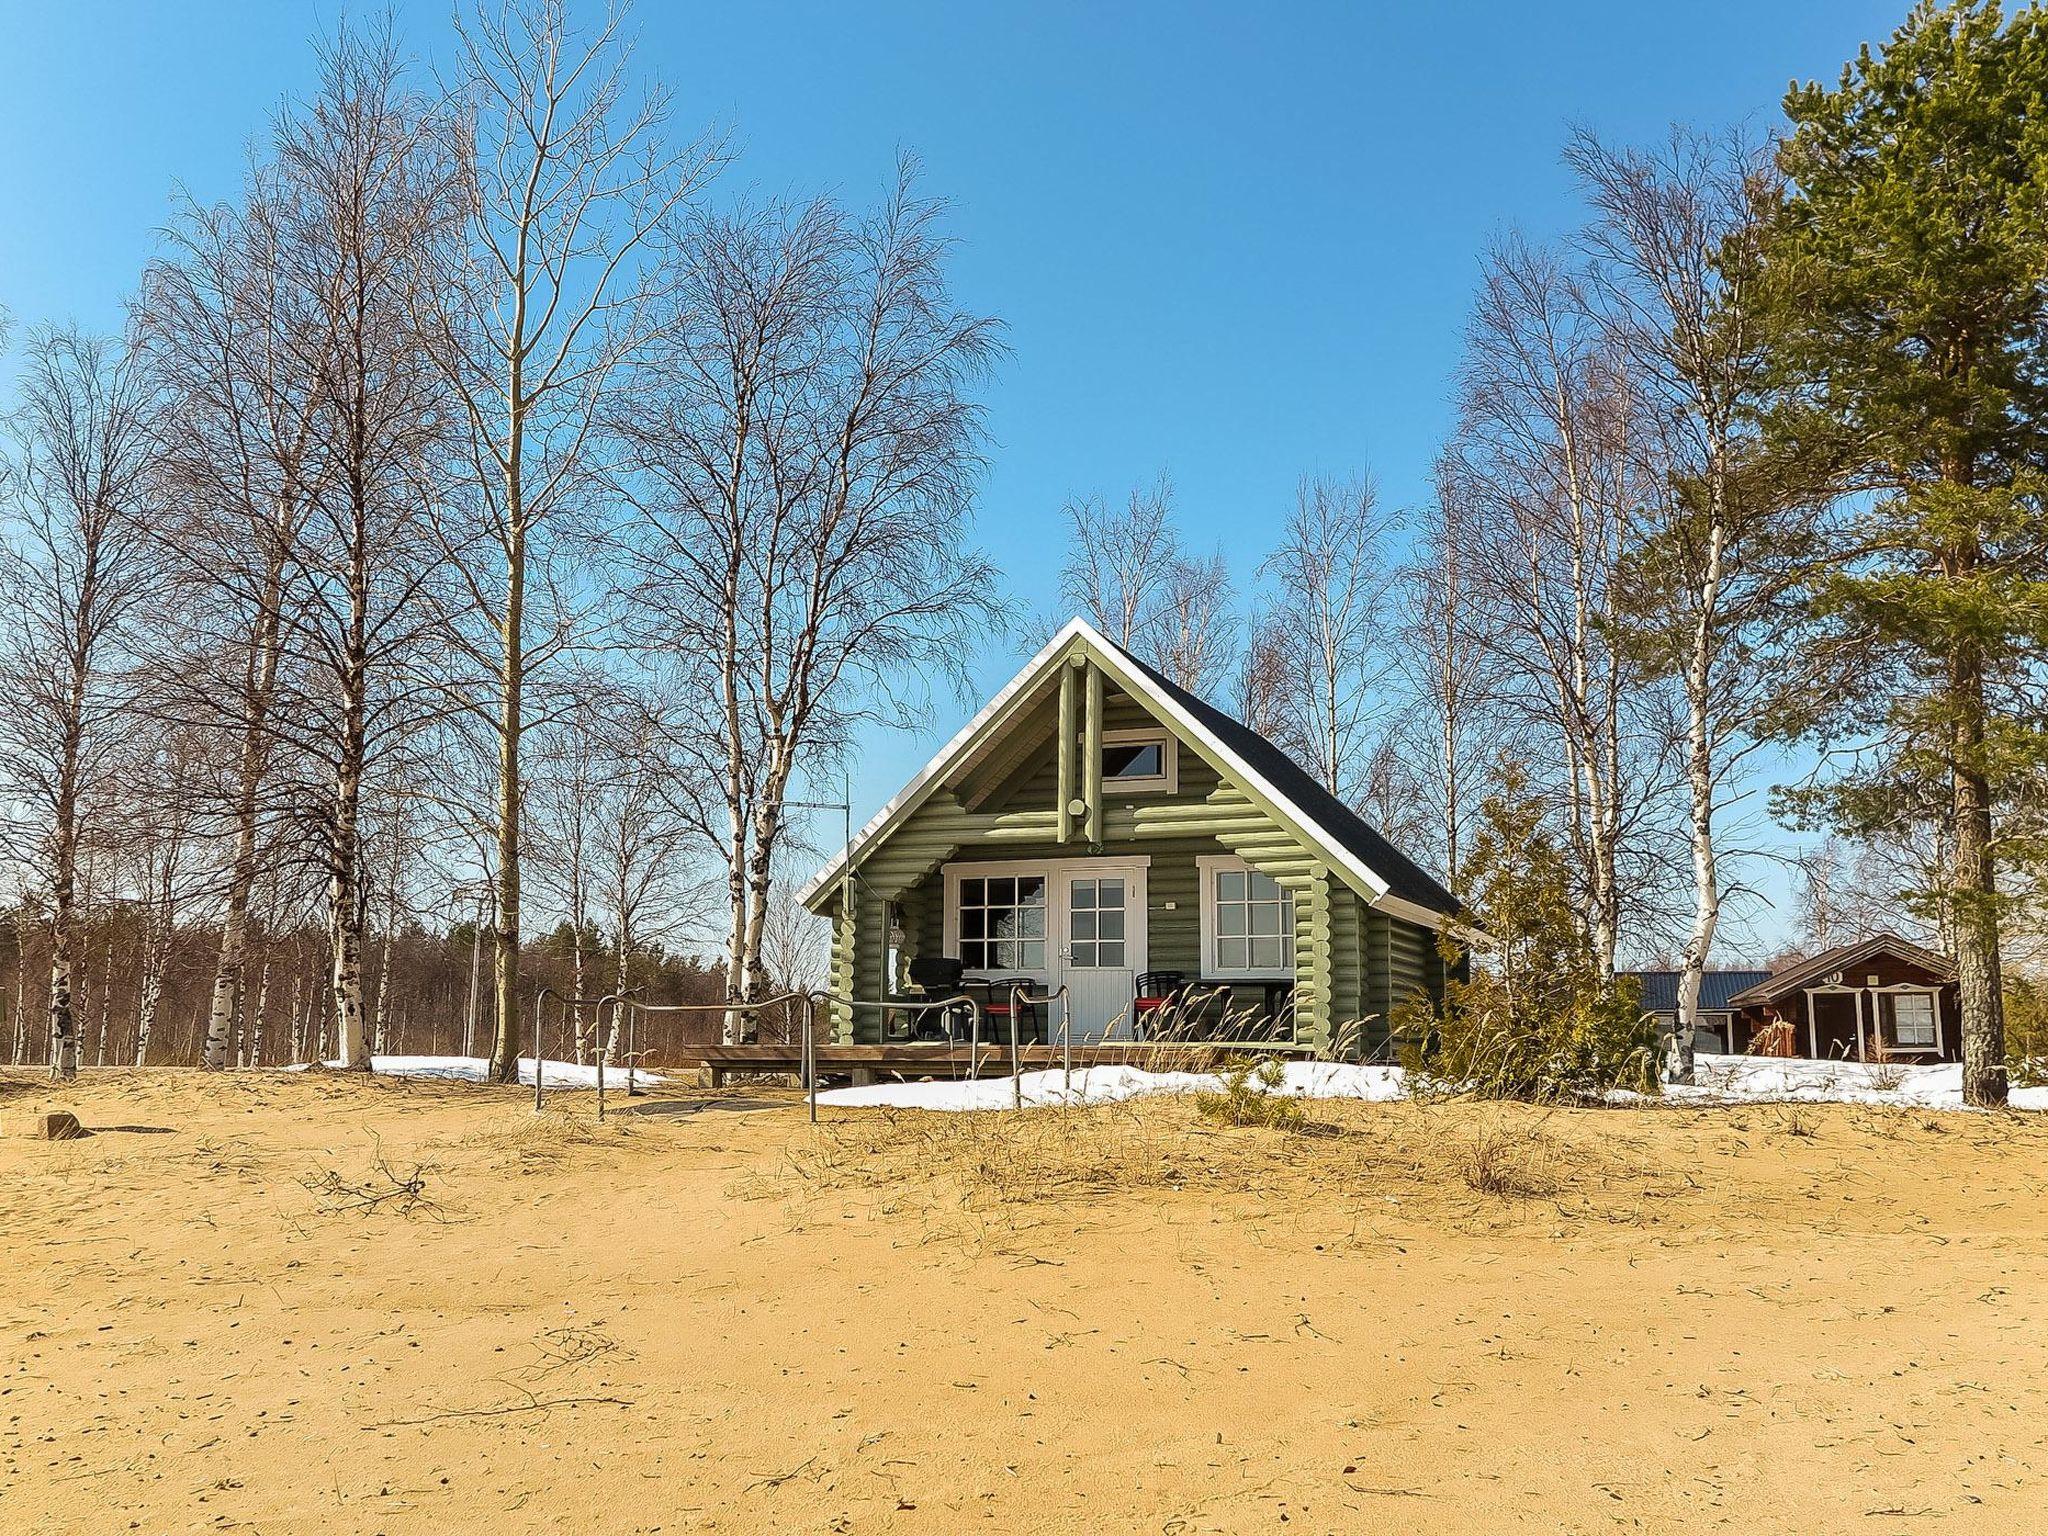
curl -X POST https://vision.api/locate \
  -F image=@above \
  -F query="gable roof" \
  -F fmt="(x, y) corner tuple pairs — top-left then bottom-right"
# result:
(798, 617), (1460, 922)
(1620, 969), (1775, 1015)
(1117, 649), (1459, 916)
(1725, 933), (1954, 1006)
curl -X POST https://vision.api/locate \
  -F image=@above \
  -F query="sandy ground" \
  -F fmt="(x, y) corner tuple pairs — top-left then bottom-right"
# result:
(6, 1069), (2048, 1535)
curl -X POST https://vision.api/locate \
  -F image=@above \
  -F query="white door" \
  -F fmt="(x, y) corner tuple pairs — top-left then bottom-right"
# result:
(1059, 868), (1145, 1042)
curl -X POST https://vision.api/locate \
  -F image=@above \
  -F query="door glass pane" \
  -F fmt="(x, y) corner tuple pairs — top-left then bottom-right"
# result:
(1098, 878), (1124, 907)
(1071, 910), (1096, 941)
(1099, 941), (1124, 968)
(1099, 909), (1124, 940)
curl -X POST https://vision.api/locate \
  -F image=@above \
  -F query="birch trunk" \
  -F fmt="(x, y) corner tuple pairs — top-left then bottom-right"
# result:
(488, 509), (525, 1083)
(329, 753), (369, 1069)
(204, 547), (285, 1070)
(136, 889), (172, 1066)
(46, 744), (82, 1082)
(92, 935), (113, 1068)
(1669, 490), (1729, 1085)
(571, 927), (588, 1066)
(247, 958), (271, 1069)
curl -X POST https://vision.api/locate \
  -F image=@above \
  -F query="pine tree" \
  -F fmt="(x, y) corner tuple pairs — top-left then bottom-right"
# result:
(1751, 0), (2048, 1106)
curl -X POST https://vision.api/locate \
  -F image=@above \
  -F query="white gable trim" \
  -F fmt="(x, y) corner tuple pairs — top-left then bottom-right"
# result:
(799, 617), (1432, 921)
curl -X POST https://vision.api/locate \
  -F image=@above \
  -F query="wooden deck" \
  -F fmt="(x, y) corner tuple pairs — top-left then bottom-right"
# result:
(682, 1039), (1308, 1086)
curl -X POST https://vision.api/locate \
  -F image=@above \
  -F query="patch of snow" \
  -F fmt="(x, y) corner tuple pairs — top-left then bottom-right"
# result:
(285, 1055), (663, 1088)
(1667, 1053), (2047, 1111)
(811, 1051), (2047, 1114)
(814, 1060), (1406, 1112)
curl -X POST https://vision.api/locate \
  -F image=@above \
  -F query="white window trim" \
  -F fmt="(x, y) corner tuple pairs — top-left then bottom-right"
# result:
(1810, 981), (1947, 1059)
(1101, 727), (1177, 795)
(1196, 853), (1295, 981)
(1882, 989), (1940, 1051)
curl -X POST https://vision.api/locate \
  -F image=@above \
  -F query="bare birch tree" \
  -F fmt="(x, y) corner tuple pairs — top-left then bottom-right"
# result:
(0, 327), (160, 1080)
(1059, 475), (1177, 649)
(430, 0), (721, 1082)
(1566, 127), (1812, 1080)
(142, 162), (333, 1070)
(1399, 454), (1499, 888)
(261, 26), (462, 1070)
(618, 162), (1000, 1039)
(1058, 475), (1235, 691)
(1253, 473), (1403, 805)
(1452, 235), (1664, 974)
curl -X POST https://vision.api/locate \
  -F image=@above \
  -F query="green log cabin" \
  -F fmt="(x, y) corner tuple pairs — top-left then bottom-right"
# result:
(799, 618), (1464, 1057)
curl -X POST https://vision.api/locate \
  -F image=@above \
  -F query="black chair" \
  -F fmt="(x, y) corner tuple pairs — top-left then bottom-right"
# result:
(902, 956), (968, 1040)
(977, 977), (1042, 1045)
(1132, 970), (1187, 1040)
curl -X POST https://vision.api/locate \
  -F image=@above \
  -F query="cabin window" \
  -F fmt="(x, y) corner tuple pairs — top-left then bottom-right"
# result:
(1883, 991), (1937, 1049)
(957, 874), (1046, 971)
(1101, 729), (1176, 793)
(1199, 855), (1294, 977)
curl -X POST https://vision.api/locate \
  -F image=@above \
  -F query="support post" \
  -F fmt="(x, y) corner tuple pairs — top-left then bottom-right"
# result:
(805, 995), (818, 1124)
(1057, 657), (1080, 843)
(1082, 662), (1103, 846)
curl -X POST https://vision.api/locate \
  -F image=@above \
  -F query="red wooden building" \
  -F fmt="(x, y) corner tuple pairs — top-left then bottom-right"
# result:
(1722, 934), (1959, 1061)
(1628, 934), (1960, 1062)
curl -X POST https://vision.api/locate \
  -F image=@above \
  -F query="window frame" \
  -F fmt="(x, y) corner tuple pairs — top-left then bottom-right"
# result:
(1100, 727), (1178, 795)
(954, 871), (1048, 973)
(1882, 989), (1939, 1051)
(1196, 853), (1295, 980)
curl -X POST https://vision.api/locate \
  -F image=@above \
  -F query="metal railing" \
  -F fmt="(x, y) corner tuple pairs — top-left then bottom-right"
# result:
(604, 991), (817, 1120)
(813, 992), (984, 1123)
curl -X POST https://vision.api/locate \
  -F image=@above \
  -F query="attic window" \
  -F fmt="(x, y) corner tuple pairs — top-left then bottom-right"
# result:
(1102, 729), (1176, 793)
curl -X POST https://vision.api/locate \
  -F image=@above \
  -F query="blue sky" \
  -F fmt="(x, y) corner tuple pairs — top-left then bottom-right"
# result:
(0, 0), (1906, 946)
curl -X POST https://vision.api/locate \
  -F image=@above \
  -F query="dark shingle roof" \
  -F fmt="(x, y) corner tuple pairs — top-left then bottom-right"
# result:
(1622, 970), (1775, 1015)
(1115, 646), (1460, 917)
(1723, 934), (1953, 1005)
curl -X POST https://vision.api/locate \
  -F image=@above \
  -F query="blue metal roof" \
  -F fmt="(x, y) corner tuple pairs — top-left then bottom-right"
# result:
(1621, 970), (1774, 1014)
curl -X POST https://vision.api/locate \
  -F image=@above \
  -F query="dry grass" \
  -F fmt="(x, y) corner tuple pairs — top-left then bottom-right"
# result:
(747, 1094), (1682, 1235)
(441, 1102), (641, 1174)
(1455, 1117), (1563, 1199)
